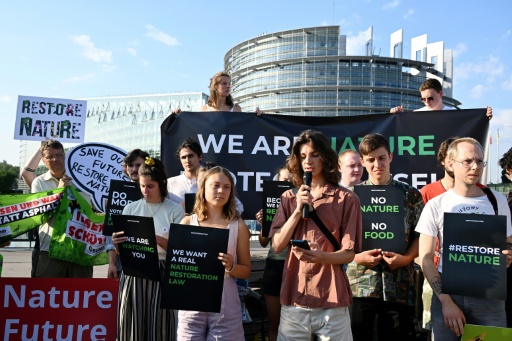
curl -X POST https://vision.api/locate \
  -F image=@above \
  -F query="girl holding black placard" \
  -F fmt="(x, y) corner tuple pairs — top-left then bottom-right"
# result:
(177, 166), (251, 340)
(112, 157), (184, 341)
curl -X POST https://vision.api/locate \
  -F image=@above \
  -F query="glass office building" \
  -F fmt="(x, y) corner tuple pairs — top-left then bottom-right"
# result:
(224, 26), (460, 116)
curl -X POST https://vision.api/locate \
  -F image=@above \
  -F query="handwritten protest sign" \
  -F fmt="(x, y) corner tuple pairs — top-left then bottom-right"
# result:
(161, 223), (229, 312)
(14, 95), (86, 143)
(65, 143), (128, 213)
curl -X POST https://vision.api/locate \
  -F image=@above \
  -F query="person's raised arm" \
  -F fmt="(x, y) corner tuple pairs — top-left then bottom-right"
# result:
(21, 144), (42, 188)
(390, 106), (404, 114)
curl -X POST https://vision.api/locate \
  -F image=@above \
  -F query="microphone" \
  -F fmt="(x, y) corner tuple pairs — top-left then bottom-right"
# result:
(302, 171), (312, 220)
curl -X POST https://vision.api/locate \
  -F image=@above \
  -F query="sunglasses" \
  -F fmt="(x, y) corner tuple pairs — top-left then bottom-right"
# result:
(421, 96), (436, 102)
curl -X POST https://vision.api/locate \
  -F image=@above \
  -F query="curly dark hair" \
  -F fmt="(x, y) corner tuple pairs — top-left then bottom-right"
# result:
(499, 147), (512, 171)
(286, 129), (340, 187)
(437, 137), (459, 166)
(176, 137), (202, 159)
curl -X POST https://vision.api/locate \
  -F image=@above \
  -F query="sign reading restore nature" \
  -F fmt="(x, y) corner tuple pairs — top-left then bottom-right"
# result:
(14, 95), (87, 143)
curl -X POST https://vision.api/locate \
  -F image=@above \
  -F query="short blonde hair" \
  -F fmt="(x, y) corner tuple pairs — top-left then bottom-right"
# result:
(447, 137), (483, 161)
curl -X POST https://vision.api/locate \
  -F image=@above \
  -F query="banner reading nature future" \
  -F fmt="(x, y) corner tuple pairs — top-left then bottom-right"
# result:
(161, 109), (488, 217)
(14, 95), (87, 143)
(0, 188), (64, 245)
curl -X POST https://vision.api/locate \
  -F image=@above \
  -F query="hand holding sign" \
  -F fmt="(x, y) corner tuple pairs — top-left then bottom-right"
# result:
(65, 143), (128, 212)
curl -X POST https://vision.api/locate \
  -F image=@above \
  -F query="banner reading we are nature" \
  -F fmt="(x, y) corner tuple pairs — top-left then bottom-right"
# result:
(0, 188), (64, 245)
(49, 186), (108, 266)
(161, 109), (489, 217)
(14, 95), (87, 143)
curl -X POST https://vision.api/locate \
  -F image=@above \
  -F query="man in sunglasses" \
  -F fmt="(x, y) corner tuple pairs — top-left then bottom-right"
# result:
(390, 78), (492, 119)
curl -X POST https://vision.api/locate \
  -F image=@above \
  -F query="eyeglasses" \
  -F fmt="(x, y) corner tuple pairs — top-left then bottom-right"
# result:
(43, 153), (64, 161)
(421, 96), (436, 102)
(452, 159), (487, 168)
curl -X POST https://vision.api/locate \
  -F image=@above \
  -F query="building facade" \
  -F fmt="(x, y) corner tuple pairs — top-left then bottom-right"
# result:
(224, 26), (459, 116)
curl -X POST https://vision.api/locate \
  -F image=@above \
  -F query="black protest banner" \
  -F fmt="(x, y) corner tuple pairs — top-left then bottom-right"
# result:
(261, 181), (293, 237)
(161, 223), (229, 312)
(103, 180), (142, 235)
(111, 215), (161, 281)
(354, 185), (406, 253)
(161, 109), (488, 218)
(442, 213), (507, 300)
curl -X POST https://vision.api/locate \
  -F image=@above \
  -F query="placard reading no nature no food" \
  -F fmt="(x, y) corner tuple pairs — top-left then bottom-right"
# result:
(354, 185), (406, 254)
(161, 223), (229, 313)
(14, 95), (87, 143)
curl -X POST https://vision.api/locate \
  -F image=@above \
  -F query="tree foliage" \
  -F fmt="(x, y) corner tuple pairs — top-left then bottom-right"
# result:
(0, 160), (19, 193)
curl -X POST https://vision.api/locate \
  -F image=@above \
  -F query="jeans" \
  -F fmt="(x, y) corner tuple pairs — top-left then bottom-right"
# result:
(431, 293), (506, 341)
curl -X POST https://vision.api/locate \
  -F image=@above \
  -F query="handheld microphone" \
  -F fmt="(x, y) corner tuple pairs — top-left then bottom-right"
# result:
(302, 171), (312, 220)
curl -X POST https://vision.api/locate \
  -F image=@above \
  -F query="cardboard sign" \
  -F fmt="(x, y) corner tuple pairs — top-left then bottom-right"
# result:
(112, 215), (161, 281)
(103, 180), (142, 235)
(14, 95), (87, 142)
(261, 181), (293, 237)
(442, 213), (507, 300)
(0, 278), (118, 341)
(65, 142), (129, 213)
(354, 185), (406, 253)
(161, 223), (229, 312)
(461, 324), (512, 340)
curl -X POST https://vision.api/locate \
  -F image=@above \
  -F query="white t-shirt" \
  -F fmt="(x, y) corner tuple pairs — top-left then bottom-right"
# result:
(415, 189), (512, 272)
(414, 105), (456, 111)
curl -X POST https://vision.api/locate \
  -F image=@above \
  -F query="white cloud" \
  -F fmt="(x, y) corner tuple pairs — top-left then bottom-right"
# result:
(503, 73), (512, 91)
(127, 48), (137, 56)
(382, 0), (400, 10)
(452, 43), (468, 59)
(403, 9), (414, 19)
(145, 24), (180, 46)
(72, 35), (113, 63)
(454, 55), (504, 84)
(500, 30), (511, 41)
(102, 64), (117, 73)
(0, 95), (12, 103)
(63, 73), (96, 83)
(470, 84), (485, 99)
(346, 29), (371, 55)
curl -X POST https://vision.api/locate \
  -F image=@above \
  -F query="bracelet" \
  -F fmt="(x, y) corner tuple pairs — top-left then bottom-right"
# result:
(225, 262), (235, 273)
(24, 167), (36, 172)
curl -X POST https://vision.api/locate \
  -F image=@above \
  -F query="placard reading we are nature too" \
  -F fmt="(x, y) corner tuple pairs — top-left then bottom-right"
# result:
(354, 185), (405, 254)
(261, 181), (293, 237)
(111, 215), (161, 281)
(161, 223), (229, 313)
(103, 180), (142, 235)
(442, 213), (507, 300)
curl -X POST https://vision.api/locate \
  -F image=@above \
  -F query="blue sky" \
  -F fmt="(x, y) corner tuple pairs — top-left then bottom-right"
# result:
(1, 0), (511, 183)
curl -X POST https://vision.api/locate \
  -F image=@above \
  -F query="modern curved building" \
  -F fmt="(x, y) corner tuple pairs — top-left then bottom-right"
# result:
(224, 26), (460, 116)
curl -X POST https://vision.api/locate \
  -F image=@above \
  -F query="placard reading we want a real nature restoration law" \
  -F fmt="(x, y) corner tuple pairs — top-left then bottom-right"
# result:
(442, 213), (507, 300)
(111, 215), (161, 281)
(161, 223), (229, 313)
(354, 185), (406, 254)
(14, 95), (87, 143)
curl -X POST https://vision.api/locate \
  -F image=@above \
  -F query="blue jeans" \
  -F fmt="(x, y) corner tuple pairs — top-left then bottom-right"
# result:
(431, 293), (506, 341)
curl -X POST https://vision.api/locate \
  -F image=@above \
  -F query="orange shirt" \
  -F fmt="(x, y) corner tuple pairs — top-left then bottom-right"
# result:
(269, 183), (362, 308)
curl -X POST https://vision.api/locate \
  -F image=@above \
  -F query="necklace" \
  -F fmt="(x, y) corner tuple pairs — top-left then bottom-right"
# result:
(146, 201), (163, 217)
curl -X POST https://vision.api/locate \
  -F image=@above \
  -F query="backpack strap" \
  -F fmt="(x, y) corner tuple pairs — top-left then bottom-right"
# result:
(481, 187), (498, 215)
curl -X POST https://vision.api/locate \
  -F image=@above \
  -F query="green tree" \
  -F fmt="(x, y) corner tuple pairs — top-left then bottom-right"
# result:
(0, 160), (19, 193)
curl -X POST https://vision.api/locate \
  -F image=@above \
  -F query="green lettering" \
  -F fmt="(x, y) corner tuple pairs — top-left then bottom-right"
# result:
(398, 136), (416, 156)
(418, 135), (435, 155)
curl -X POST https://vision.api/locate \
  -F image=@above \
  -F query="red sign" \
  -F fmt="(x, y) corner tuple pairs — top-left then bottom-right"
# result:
(0, 278), (118, 341)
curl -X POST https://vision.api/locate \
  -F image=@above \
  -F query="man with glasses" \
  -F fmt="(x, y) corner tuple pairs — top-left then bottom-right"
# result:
(31, 139), (93, 278)
(390, 78), (493, 119)
(416, 137), (512, 339)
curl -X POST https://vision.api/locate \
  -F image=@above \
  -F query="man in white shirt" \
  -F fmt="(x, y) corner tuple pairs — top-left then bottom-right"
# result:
(338, 149), (363, 190)
(166, 138), (202, 204)
(416, 137), (512, 339)
(390, 78), (492, 118)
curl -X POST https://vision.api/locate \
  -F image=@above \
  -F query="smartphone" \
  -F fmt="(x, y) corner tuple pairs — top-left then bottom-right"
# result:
(290, 239), (311, 250)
